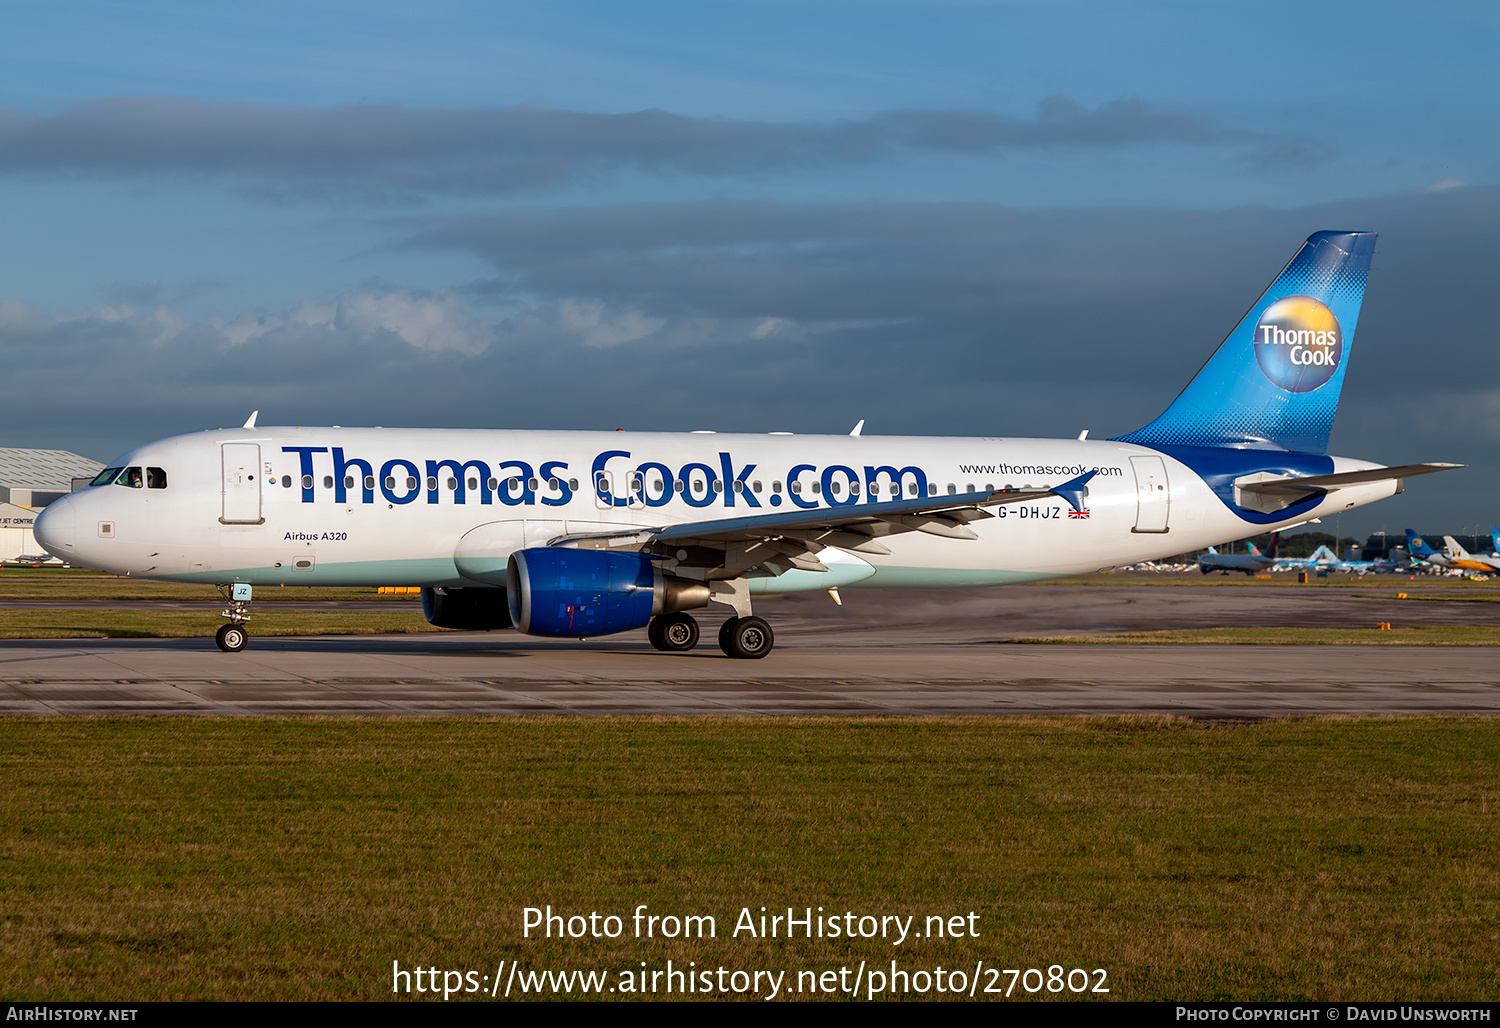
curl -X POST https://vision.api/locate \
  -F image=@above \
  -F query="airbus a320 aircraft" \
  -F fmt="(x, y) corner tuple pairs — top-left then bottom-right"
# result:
(34, 231), (1459, 657)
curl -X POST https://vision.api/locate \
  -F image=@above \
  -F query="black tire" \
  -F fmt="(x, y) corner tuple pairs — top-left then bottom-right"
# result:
(648, 613), (699, 652)
(718, 615), (773, 659)
(215, 623), (248, 653)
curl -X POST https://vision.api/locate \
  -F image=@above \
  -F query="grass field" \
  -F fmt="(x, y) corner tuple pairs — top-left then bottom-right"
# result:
(0, 608), (441, 639)
(2, 716), (1497, 1001)
(0, 567), (391, 602)
(1012, 626), (1500, 645)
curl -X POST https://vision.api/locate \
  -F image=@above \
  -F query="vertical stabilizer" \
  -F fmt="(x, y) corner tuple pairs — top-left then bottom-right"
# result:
(1115, 231), (1376, 454)
(1405, 529), (1437, 559)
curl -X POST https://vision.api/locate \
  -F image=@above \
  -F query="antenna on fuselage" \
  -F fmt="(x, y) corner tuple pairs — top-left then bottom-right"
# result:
(242, 410), (259, 429)
(850, 420), (865, 437)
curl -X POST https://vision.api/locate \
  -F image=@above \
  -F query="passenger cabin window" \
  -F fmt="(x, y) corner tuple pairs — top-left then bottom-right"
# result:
(146, 467), (167, 489)
(92, 467), (123, 486)
(116, 467), (143, 488)
(281, 475), (292, 488)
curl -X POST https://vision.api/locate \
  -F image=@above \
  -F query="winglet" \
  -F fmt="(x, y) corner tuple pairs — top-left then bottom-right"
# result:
(1049, 470), (1097, 513)
(850, 420), (865, 437)
(243, 410), (259, 430)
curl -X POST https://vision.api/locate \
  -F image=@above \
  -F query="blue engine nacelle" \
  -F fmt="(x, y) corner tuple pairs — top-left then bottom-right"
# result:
(506, 547), (710, 638)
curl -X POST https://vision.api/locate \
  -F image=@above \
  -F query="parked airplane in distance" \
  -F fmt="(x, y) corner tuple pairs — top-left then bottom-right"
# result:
(1198, 534), (1281, 575)
(35, 231), (1461, 656)
(1274, 544), (1409, 575)
(1406, 530), (1500, 575)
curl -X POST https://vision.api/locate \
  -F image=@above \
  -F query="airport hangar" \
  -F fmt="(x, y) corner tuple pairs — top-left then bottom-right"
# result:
(0, 448), (103, 562)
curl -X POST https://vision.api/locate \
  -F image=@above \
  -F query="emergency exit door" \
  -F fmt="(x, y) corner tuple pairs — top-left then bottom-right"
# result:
(221, 443), (264, 524)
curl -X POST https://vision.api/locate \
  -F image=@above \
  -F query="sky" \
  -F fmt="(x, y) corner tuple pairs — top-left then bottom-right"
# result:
(2, 0), (1498, 538)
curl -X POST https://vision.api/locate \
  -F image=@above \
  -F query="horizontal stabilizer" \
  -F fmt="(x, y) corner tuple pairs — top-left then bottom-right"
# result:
(1234, 463), (1462, 512)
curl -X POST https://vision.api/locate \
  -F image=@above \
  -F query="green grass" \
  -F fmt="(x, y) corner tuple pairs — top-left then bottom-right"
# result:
(1, 716), (1497, 1001)
(0, 566), (405, 601)
(1010, 626), (1500, 645)
(0, 608), (441, 639)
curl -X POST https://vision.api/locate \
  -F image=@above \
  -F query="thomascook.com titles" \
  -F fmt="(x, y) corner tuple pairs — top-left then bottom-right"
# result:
(391, 904), (1114, 1000)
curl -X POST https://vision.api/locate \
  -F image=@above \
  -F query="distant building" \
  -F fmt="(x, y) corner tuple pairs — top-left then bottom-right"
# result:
(0, 448), (104, 561)
(0, 448), (104, 508)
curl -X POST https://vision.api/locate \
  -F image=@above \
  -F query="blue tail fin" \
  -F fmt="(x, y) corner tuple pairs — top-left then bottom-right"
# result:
(1490, 526), (1499, 555)
(1114, 231), (1376, 454)
(1405, 529), (1437, 559)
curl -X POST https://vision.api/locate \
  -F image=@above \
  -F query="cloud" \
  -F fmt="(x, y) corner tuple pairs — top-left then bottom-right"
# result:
(3, 183), (1497, 534)
(219, 290), (494, 355)
(0, 95), (1292, 200)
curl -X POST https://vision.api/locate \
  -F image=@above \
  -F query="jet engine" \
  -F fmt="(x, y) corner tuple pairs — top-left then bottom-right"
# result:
(421, 586), (513, 631)
(506, 548), (710, 638)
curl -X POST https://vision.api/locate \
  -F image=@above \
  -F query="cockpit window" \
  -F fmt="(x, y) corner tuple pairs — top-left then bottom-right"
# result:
(147, 467), (167, 489)
(115, 466), (143, 488)
(91, 467), (124, 486)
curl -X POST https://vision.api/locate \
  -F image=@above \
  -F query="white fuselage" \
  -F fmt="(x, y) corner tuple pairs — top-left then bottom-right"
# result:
(35, 427), (1399, 592)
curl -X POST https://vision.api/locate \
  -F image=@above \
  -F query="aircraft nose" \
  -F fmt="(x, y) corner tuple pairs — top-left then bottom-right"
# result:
(32, 496), (76, 559)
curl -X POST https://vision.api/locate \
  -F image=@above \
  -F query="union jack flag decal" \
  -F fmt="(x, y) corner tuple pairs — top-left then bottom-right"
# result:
(1068, 508), (1090, 519)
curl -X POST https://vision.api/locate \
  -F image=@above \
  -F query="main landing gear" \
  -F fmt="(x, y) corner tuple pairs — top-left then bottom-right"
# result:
(718, 615), (774, 659)
(646, 611), (775, 659)
(215, 583), (253, 652)
(648, 611), (700, 652)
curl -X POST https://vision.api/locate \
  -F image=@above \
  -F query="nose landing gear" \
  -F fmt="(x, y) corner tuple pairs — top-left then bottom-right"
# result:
(215, 623), (248, 652)
(215, 583), (252, 652)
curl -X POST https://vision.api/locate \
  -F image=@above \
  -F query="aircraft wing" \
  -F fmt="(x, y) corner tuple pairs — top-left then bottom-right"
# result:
(549, 471), (1097, 576)
(1235, 463), (1462, 511)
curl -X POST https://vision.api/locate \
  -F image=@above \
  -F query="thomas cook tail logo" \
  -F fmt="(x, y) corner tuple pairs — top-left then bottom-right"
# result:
(1253, 296), (1342, 393)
